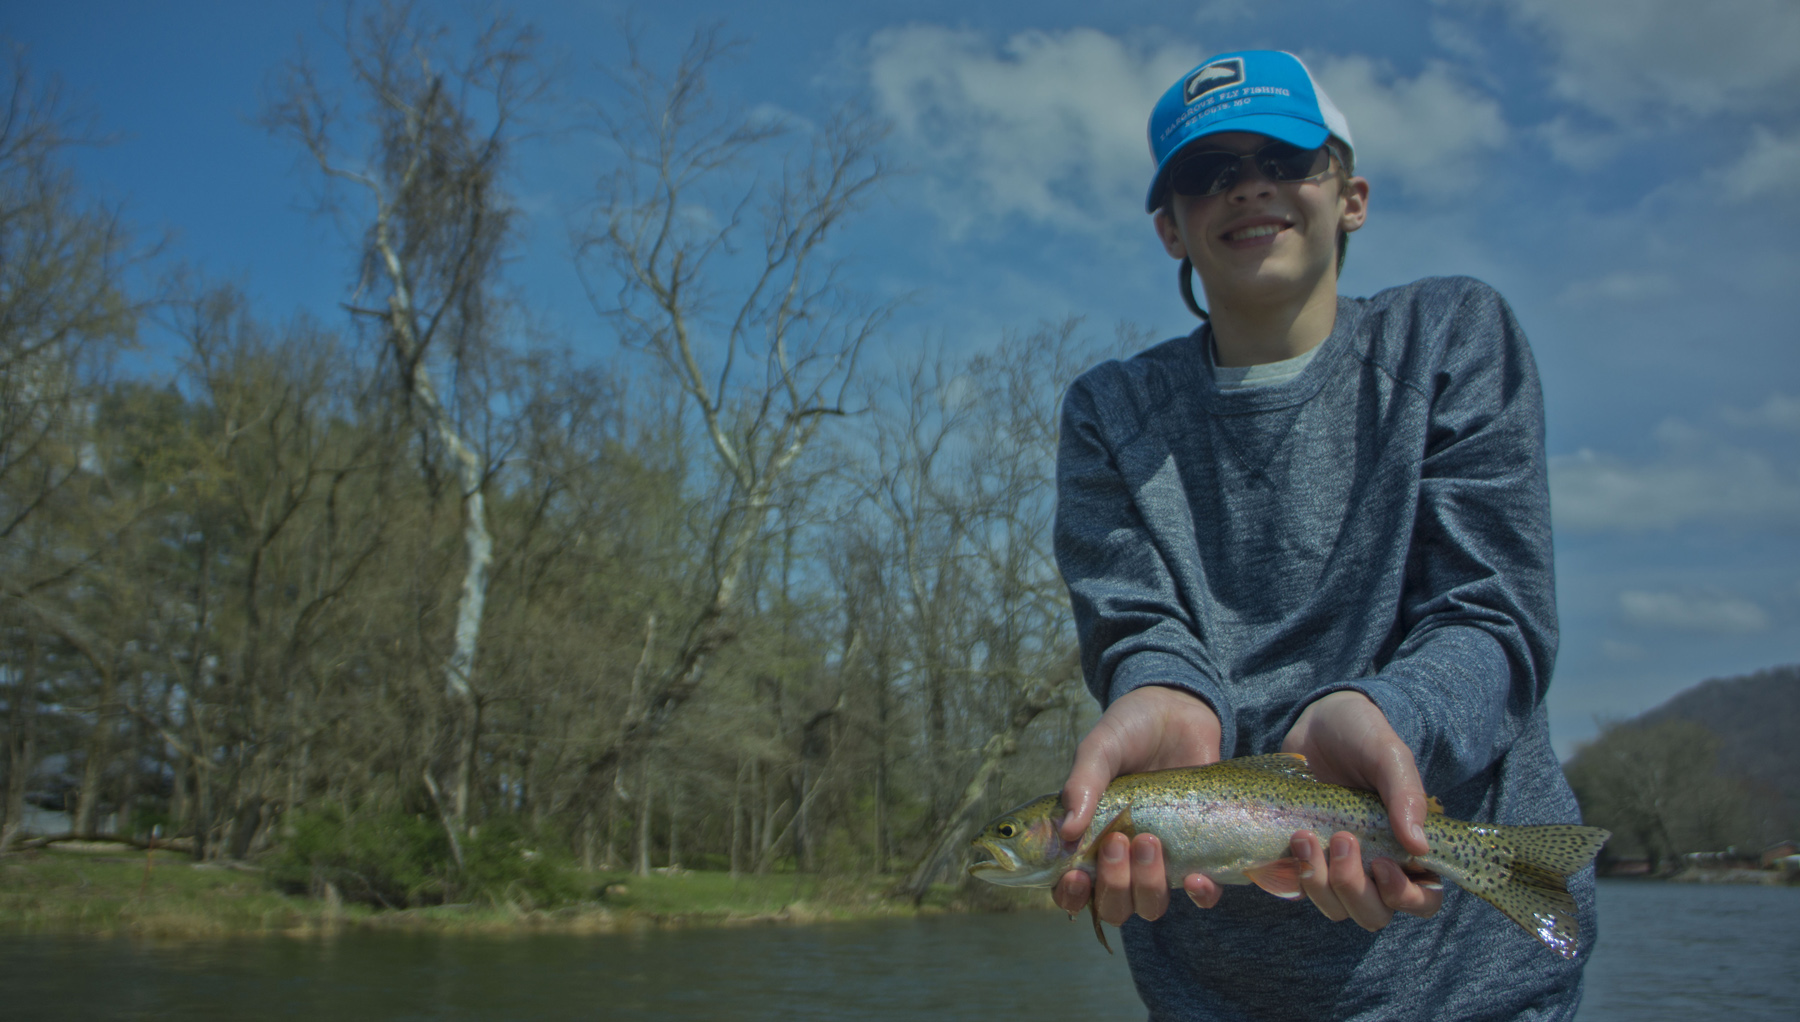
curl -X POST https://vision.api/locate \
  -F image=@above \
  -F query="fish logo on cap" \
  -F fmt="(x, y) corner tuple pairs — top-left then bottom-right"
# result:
(1183, 58), (1243, 103)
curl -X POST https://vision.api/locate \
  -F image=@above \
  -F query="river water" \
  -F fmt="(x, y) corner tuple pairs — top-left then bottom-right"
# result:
(2, 880), (1795, 1020)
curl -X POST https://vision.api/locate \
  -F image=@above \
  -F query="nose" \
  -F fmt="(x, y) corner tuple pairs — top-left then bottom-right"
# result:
(1226, 157), (1276, 202)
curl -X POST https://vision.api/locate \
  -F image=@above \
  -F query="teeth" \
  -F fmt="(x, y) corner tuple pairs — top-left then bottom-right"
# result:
(1230, 224), (1281, 241)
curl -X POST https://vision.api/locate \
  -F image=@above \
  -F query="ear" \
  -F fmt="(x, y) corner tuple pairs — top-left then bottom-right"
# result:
(1153, 206), (1188, 260)
(1339, 175), (1370, 234)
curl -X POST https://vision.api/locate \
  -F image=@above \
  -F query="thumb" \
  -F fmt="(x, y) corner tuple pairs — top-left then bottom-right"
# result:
(1371, 743), (1431, 858)
(1060, 733), (1124, 844)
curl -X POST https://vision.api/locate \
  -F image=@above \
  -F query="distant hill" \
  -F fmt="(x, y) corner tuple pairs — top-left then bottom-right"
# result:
(1637, 664), (1800, 833)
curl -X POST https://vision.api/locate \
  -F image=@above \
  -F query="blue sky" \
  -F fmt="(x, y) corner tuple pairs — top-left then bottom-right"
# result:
(7, 1), (1798, 757)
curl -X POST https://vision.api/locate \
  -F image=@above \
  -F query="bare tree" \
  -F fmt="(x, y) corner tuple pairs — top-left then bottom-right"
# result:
(877, 323), (1118, 902)
(264, 1), (545, 844)
(574, 27), (889, 803)
(0, 49), (140, 849)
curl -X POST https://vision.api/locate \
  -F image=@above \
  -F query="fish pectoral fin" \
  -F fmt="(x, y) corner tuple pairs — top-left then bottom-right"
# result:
(1088, 897), (1113, 954)
(1075, 807), (1134, 955)
(1076, 805), (1138, 862)
(1243, 857), (1311, 901)
(1096, 805), (1137, 843)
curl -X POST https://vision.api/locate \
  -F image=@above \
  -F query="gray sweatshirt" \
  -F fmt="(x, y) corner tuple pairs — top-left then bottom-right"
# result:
(1054, 277), (1591, 1021)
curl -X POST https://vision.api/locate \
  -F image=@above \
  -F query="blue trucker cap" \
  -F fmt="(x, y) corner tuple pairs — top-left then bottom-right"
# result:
(1145, 50), (1354, 212)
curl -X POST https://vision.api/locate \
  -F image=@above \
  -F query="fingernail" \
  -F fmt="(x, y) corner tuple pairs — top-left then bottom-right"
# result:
(1332, 835), (1351, 860)
(1134, 841), (1154, 865)
(1410, 823), (1427, 848)
(1104, 840), (1125, 863)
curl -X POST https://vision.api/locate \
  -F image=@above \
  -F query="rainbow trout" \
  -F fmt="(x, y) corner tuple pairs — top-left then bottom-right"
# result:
(967, 753), (1609, 959)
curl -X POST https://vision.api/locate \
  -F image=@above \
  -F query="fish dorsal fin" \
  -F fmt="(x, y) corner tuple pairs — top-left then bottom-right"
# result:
(1426, 796), (1444, 815)
(1229, 753), (1317, 781)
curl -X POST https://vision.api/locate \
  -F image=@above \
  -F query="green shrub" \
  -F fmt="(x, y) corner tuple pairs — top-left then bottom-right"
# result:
(269, 805), (452, 908)
(459, 816), (582, 908)
(268, 806), (579, 909)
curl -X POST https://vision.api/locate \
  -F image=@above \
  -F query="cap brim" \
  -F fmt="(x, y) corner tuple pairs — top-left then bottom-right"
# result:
(1144, 114), (1333, 212)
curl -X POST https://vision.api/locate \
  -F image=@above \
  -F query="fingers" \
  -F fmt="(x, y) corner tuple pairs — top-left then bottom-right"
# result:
(1371, 858), (1444, 918)
(1293, 830), (1349, 922)
(1183, 871), (1222, 909)
(1066, 831), (1219, 922)
(1093, 833), (1174, 925)
(1093, 832), (1133, 924)
(1130, 835), (1170, 921)
(1292, 830), (1442, 931)
(1324, 832), (1393, 931)
(1054, 867), (1091, 915)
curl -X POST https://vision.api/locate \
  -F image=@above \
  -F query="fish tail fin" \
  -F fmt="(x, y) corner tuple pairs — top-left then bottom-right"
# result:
(1500, 823), (1613, 877)
(1434, 822), (1610, 960)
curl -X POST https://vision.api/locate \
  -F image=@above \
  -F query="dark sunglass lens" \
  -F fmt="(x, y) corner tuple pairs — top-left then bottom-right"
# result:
(1259, 144), (1328, 181)
(1171, 152), (1239, 196)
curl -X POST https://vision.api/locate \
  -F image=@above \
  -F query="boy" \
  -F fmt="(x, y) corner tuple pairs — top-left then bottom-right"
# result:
(1050, 50), (1592, 1020)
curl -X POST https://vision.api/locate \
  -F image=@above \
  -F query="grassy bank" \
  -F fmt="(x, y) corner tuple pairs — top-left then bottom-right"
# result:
(0, 845), (1043, 939)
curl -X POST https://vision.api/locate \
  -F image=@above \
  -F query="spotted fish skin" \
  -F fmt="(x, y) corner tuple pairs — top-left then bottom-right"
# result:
(967, 753), (1609, 959)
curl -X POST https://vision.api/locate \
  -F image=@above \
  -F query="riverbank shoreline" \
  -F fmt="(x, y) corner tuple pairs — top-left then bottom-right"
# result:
(0, 846), (1043, 940)
(1664, 867), (1796, 886)
(1599, 867), (1798, 886)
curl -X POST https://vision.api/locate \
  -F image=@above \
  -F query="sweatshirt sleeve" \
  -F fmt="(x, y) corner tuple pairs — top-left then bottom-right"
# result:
(1298, 283), (1558, 794)
(1055, 367), (1238, 757)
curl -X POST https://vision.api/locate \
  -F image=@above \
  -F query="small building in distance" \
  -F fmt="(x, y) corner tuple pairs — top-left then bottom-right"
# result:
(1760, 841), (1798, 869)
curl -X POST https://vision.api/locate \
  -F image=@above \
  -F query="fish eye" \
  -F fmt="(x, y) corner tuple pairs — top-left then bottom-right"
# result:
(997, 822), (1018, 838)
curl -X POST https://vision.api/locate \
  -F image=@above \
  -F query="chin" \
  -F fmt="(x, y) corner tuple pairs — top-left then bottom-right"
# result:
(1203, 262), (1330, 306)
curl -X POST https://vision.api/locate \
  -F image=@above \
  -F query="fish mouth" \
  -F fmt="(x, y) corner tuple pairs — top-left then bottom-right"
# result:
(967, 838), (1020, 876)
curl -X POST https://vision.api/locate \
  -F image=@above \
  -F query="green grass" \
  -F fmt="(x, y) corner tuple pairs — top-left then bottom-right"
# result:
(0, 848), (337, 937)
(0, 847), (1046, 937)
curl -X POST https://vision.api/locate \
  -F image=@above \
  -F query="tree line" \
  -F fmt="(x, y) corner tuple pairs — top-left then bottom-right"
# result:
(1564, 708), (1798, 874)
(0, 8), (1124, 902)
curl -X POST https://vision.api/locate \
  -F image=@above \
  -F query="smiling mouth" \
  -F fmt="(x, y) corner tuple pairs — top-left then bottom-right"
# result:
(1225, 223), (1284, 242)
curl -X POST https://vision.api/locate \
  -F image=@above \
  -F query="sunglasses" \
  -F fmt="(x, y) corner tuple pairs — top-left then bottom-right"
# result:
(1168, 141), (1334, 198)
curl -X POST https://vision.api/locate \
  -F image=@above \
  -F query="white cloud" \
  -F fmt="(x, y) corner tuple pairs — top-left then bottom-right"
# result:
(1429, 17), (1487, 63)
(1468, 0), (1800, 125)
(1719, 126), (1800, 202)
(1534, 115), (1630, 171)
(866, 26), (1198, 235)
(1556, 270), (1674, 305)
(1618, 589), (1769, 634)
(1549, 443), (1800, 531)
(1311, 57), (1507, 199)
(1190, 0), (1254, 24)
(865, 30), (1511, 225)
(1721, 393), (1800, 431)
(1600, 638), (1647, 661)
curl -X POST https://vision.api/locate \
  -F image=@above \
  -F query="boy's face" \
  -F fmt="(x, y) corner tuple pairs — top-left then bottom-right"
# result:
(1153, 132), (1368, 314)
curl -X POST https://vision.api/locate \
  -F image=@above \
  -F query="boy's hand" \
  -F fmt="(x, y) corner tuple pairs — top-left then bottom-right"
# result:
(1054, 685), (1222, 923)
(1281, 690), (1444, 930)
